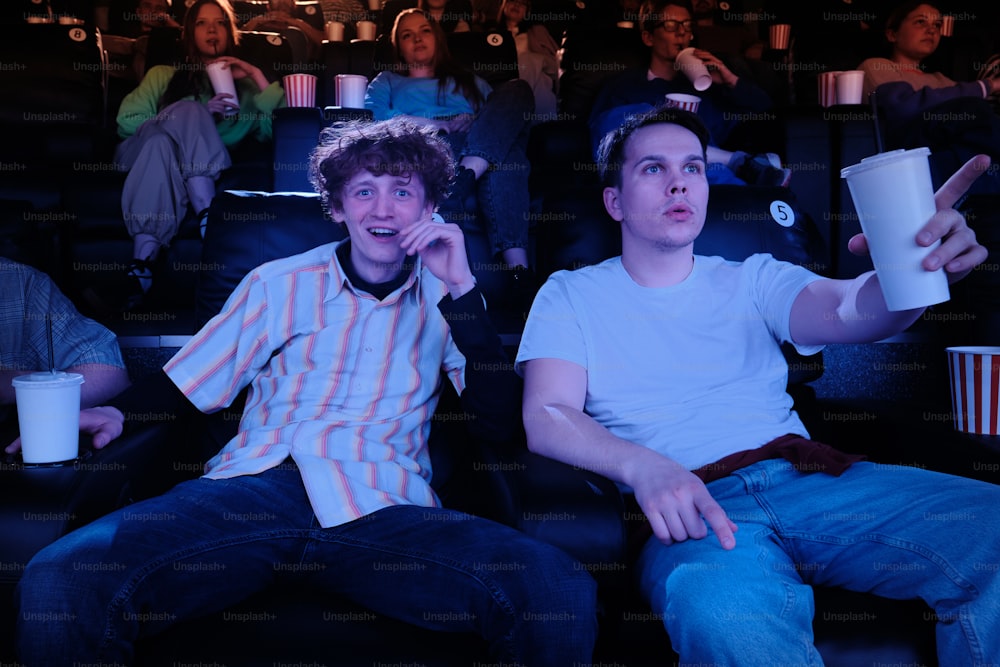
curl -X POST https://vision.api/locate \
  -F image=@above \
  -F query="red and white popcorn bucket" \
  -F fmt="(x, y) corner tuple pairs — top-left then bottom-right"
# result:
(818, 71), (841, 108)
(283, 74), (317, 108)
(948, 346), (1000, 435)
(664, 93), (701, 113)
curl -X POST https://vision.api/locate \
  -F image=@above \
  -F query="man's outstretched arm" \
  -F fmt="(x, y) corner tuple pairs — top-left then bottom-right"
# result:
(790, 154), (991, 346)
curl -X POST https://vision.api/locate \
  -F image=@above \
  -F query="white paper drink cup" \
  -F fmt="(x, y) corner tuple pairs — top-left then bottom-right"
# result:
(840, 148), (950, 312)
(947, 346), (1000, 435)
(356, 20), (377, 41)
(283, 73), (317, 107)
(325, 21), (345, 41)
(674, 48), (712, 91)
(835, 70), (865, 105)
(12, 371), (84, 464)
(335, 73), (368, 108)
(205, 61), (240, 115)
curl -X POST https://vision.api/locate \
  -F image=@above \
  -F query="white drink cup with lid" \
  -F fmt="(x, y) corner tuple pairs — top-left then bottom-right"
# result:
(206, 60), (240, 116)
(12, 371), (85, 464)
(674, 48), (712, 91)
(840, 148), (950, 311)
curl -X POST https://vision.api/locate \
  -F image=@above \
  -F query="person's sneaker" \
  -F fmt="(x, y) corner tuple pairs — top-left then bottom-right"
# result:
(82, 259), (152, 314)
(743, 153), (792, 188)
(733, 152), (792, 188)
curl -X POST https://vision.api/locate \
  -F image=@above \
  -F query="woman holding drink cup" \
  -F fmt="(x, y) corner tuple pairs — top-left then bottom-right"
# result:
(85, 0), (285, 313)
(589, 0), (791, 187)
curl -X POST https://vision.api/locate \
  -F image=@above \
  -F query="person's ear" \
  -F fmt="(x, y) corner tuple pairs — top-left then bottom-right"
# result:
(641, 29), (654, 48)
(885, 28), (897, 45)
(603, 186), (624, 222)
(329, 203), (346, 224)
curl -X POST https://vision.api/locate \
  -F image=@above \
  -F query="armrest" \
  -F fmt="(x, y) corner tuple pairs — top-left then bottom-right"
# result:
(0, 420), (181, 583)
(499, 450), (628, 571)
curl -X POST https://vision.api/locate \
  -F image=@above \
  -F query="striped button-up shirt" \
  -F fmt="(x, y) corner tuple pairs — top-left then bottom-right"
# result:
(164, 240), (467, 528)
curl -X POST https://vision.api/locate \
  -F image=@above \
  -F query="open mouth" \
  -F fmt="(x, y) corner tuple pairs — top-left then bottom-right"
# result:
(368, 227), (399, 238)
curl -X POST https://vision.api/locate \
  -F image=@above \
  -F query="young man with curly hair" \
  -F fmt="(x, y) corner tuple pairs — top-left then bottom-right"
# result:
(15, 118), (596, 666)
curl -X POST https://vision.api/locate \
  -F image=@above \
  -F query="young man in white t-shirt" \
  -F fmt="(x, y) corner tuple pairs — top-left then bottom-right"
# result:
(517, 107), (1000, 665)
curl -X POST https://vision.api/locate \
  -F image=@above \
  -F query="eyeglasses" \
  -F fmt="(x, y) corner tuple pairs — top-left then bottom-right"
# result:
(655, 19), (693, 33)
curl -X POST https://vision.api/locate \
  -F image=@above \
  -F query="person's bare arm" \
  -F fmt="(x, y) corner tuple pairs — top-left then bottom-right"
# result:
(790, 154), (991, 346)
(522, 357), (736, 549)
(68, 364), (132, 408)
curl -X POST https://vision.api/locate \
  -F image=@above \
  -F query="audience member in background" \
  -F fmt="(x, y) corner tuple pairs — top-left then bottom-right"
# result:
(1, 258), (130, 443)
(366, 9), (536, 305)
(104, 0), (183, 80)
(107, 0), (181, 36)
(318, 0), (370, 33)
(589, 0), (790, 187)
(242, 0), (326, 59)
(859, 2), (1000, 110)
(858, 1), (1000, 194)
(485, 0), (558, 120)
(379, 0), (474, 36)
(85, 0), (285, 314)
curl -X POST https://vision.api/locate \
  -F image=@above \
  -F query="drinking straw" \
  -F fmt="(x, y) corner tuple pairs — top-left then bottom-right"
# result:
(870, 89), (884, 154)
(46, 314), (55, 373)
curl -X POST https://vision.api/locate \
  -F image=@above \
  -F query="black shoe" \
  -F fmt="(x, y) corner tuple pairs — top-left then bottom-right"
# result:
(82, 260), (151, 314)
(733, 152), (792, 188)
(440, 166), (477, 217)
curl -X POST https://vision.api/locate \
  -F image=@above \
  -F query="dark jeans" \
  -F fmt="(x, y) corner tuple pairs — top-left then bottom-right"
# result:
(16, 461), (597, 666)
(443, 79), (534, 255)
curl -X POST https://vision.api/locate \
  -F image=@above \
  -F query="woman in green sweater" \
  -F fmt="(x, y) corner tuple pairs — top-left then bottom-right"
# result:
(89, 0), (285, 312)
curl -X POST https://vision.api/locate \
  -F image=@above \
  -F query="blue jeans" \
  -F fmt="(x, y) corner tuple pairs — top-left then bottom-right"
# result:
(16, 461), (597, 666)
(636, 460), (1000, 666)
(443, 79), (534, 254)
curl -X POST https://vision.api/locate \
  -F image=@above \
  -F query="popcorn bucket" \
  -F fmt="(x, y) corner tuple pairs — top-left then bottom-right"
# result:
(283, 73), (317, 107)
(940, 14), (954, 37)
(664, 93), (701, 113)
(818, 70), (841, 108)
(947, 346), (1000, 435)
(769, 23), (791, 50)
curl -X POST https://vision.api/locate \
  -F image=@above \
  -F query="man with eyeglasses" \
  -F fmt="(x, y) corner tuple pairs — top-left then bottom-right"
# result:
(589, 0), (791, 187)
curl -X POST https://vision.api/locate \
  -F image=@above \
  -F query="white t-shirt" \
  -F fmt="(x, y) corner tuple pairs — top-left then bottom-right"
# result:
(516, 254), (825, 471)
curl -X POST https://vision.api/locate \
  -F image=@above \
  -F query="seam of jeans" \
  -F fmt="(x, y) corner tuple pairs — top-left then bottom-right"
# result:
(99, 527), (317, 657)
(308, 529), (522, 658)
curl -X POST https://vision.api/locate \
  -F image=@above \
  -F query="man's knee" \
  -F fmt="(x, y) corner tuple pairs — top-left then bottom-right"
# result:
(501, 535), (598, 613)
